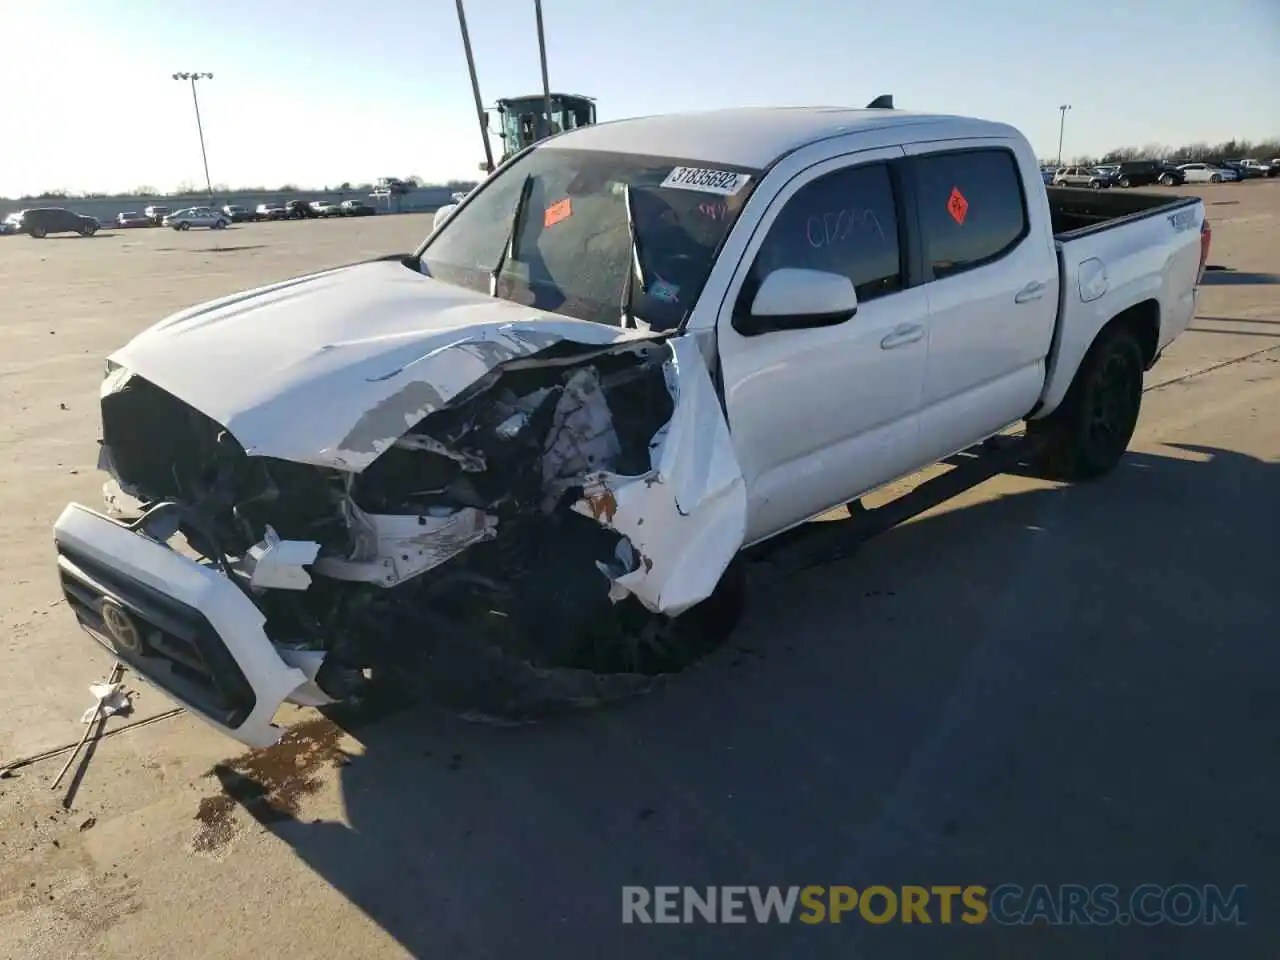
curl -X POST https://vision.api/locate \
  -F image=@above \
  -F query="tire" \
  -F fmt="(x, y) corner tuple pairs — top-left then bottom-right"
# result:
(1159, 174), (1174, 186)
(1210, 175), (1221, 183)
(1090, 180), (1104, 190)
(1119, 177), (1131, 188)
(1028, 324), (1145, 481)
(212, 219), (227, 229)
(80, 223), (96, 237)
(178, 221), (190, 231)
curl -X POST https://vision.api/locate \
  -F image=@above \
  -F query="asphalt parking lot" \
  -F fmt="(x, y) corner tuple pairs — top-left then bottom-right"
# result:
(1, 184), (1276, 959)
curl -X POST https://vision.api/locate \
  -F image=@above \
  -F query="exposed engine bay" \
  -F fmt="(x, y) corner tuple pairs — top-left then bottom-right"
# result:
(96, 337), (744, 721)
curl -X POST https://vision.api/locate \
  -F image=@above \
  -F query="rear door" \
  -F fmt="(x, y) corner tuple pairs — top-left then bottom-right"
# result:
(902, 140), (1059, 462)
(716, 146), (931, 542)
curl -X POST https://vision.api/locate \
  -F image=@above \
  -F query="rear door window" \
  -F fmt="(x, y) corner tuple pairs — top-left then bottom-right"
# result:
(913, 148), (1029, 281)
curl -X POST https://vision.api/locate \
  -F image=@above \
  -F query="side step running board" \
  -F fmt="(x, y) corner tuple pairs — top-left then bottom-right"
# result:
(747, 433), (1047, 576)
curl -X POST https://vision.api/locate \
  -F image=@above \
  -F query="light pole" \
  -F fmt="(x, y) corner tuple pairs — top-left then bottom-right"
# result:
(1057, 104), (1072, 167)
(534, 0), (553, 141)
(454, 0), (495, 174)
(173, 72), (215, 204)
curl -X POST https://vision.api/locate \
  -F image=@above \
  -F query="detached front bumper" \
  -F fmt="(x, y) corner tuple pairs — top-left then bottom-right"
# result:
(53, 503), (312, 747)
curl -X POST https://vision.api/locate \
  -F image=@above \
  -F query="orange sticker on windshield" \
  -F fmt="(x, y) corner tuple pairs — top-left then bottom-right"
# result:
(947, 187), (969, 225)
(544, 198), (572, 227)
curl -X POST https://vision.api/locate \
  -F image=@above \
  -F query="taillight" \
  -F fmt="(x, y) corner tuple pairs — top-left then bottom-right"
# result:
(1197, 217), (1212, 285)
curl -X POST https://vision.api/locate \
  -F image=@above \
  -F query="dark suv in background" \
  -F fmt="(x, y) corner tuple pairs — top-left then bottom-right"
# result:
(13, 207), (99, 238)
(1110, 160), (1165, 187)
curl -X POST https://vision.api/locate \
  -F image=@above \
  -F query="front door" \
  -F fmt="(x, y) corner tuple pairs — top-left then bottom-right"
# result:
(715, 148), (931, 544)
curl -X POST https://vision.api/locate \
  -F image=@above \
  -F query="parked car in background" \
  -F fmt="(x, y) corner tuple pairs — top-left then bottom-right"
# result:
(1177, 162), (1239, 183)
(1107, 160), (1166, 188)
(1219, 160), (1254, 180)
(1040, 168), (1055, 185)
(143, 205), (171, 226)
(310, 200), (341, 217)
(255, 203), (287, 221)
(116, 211), (150, 228)
(222, 204), (253, 223)
(1094, 164), (1120, 179)
(1156, 165), (1185, 186)
(1053, 165), (1115, 189)
(13, 207), (99, 237)
(339, 199), (376, 217)
(0, 212), (21, 235)
(1237, 159), (1276, 178)
(162, 206), (229, 230)
(285, 199), (319, 220)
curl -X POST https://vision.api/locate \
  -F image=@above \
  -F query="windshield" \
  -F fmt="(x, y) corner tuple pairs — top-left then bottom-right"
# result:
(418, 147), (759, 331)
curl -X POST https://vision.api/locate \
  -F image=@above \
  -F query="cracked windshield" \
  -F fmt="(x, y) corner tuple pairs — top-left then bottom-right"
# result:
(420, 149), (758, 330)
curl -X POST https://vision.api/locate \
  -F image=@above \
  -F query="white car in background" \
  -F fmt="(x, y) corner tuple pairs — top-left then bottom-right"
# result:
(1177, 163), (1239, 183)
(310, 200), (341, 217)
(162, 206), (230, 230)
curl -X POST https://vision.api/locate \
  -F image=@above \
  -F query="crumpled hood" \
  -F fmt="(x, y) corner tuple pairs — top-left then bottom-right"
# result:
(110, 259), (655, 471)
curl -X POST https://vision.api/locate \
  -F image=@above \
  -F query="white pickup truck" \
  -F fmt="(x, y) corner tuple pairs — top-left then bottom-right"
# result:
(53, 105), (1210, 747)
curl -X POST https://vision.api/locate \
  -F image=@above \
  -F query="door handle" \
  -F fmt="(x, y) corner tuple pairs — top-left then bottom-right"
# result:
(880, 323), (924, 350)
(1015, 281), (1046, 304)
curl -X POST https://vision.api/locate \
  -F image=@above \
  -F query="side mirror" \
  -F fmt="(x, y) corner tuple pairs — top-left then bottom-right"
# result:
(736, 267), (858, 336)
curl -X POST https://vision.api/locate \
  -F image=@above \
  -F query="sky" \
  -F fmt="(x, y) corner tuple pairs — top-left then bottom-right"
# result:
(0, 0), (1276, 197)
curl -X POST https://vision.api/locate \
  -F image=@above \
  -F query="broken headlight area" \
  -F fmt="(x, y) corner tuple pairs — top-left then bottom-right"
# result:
(98, 344), (730, 721)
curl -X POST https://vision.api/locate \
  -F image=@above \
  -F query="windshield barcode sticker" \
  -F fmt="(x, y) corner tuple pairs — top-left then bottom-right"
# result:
(660, 167), (751, 196)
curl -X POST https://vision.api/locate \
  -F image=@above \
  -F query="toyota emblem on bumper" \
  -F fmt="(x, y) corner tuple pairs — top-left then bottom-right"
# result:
(100, 599), (143, 654)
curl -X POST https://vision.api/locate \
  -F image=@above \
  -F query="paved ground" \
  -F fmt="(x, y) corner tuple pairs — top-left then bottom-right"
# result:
(0, 184), (1276, 959)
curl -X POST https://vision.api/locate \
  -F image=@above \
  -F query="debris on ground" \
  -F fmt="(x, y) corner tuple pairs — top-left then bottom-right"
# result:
(80, 681), (132, 724)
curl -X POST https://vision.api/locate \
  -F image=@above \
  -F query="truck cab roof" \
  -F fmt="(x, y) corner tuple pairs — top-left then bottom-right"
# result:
(540, 106), (1020, 170)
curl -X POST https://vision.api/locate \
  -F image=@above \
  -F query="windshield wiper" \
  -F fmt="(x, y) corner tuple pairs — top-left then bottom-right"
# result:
(619, 183), (647, 329)
(490, 174), (534, 298)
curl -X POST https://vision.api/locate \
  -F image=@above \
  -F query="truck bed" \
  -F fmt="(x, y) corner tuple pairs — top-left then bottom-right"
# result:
(1047, 187), (1196, 240)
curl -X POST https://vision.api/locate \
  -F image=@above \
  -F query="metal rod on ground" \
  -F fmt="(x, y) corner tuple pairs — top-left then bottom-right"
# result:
(534, 0), (553, 139)
(51, 661), (123, 790)
(1, 708), (184, 778)
(455, 0), (494, 174)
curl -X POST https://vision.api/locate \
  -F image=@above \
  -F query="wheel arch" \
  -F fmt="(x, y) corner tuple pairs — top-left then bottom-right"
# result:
(1032, 297), (1160, 420)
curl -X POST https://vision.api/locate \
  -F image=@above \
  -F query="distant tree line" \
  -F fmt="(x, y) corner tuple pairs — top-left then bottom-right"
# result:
(1044, 136), (1280, 168)
(7, 176), (480, 202)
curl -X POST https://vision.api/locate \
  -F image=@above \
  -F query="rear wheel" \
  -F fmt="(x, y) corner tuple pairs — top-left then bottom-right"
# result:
(1028, 324), (1145, 481)
(1159, 173), (1174, 186)
(80, 222), (97, 237)
(29, 225), (46, 238)
(1090, 180), (1104, 190)
(1210, 174), (1222, 183)
(1119, 176), (1132, 188)
(178, 221), (190, 231)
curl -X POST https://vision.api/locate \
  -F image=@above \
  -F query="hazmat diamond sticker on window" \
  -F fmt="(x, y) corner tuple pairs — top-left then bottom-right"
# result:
(947, 187), (969, 225)
(544, 198), (572, 227)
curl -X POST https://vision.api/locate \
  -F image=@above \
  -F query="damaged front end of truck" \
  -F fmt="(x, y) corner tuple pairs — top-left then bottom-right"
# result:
(54, 309), (746, 747)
